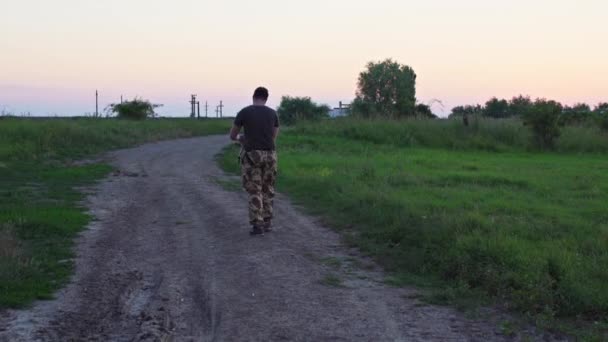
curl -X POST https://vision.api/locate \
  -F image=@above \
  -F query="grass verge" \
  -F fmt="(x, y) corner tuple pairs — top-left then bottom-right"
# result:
(218, 118), (608, 339)
(0, 117), (231, 308)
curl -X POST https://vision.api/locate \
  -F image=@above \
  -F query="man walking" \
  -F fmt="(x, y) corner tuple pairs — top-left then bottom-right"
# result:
(230, 87), (280, 235)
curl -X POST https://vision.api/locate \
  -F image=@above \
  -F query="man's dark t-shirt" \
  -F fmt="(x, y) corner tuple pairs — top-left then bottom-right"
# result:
(234, 105), (279, 151)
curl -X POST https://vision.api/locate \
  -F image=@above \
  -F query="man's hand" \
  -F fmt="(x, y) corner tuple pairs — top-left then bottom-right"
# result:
(233, 133), (246, 146)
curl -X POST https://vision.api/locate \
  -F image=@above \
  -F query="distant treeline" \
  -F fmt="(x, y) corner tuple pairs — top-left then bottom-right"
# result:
(450, 96), (608, 125)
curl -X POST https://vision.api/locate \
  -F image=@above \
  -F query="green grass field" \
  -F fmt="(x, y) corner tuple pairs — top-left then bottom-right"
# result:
(0, 117), (231, 308)
(3, 115), (606, 337)
(220, 118), (608, 336)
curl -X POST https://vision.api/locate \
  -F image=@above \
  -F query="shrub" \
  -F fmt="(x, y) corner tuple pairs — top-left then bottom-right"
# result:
(277, 96), (329, 126)
(107, 98), (162, 120)
(523, 99), (562, 149)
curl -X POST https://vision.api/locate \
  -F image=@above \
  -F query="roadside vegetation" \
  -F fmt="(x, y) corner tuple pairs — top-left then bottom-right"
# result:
(0, 117), (231, 308)
(221, 59), (608, 338)
(220, 117), (607, 338)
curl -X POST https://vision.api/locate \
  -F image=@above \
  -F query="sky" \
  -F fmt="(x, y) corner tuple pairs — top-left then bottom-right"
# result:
(1, 0), (607, 117)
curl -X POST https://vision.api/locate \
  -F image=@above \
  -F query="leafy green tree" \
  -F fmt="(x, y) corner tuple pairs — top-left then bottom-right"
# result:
(277, 96), (329, 126)
(484, 97), (510, 118)
(107, 98), (162, 120)
(571, 103), (591, 112)
(595, 103), (608, 131)
(523, 99), (563, 149)
(354, 59), (417, 118)
(560, 103), (593, 126)
(594, 103), (608, 116)
(415, 103), (437, 119)
(508, 95), (532, 116)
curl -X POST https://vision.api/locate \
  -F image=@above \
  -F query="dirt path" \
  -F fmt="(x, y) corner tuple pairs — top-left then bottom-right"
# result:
(0, 136), (550, 341)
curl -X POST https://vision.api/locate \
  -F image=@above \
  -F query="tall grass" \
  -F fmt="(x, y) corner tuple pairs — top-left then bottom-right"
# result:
(290, 117), (608, 153)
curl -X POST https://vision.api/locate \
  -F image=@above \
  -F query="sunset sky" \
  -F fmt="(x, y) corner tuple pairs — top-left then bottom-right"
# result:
(1, 0), (607, 117)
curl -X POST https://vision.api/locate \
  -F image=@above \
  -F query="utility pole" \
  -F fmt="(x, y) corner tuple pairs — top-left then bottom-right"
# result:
(190, 94), (197, 118)
(205, 101), (208, 118)
(215, 105), (219, 118)
(197, 101), (200, 119)
(95, 90), (99, 117)
(219, 101), (224, 118)
(120, 95), (123, 104)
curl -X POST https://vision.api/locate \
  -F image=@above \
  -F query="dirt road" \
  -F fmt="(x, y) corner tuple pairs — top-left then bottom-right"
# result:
(0, 136), (546, 341)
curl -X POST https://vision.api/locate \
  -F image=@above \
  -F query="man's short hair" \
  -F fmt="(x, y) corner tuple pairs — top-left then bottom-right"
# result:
(253, 87), (269, 101)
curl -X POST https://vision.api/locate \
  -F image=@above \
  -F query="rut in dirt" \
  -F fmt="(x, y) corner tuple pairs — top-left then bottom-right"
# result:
(0, 135), (554, 341)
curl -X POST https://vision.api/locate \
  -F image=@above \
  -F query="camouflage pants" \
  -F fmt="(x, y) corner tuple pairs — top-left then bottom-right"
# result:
(241, 150), (277, 225)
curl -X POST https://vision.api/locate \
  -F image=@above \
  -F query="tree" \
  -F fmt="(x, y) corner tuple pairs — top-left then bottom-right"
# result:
(594, 102), (608, 116)
(560, 103), (593, 126)
(415, 103), (437, 119)
(508, 95), (532, 116)
(595, 103), (608, 131)
(106, 98), (162, 120)
(523, 99), (562, 149)
(484, 97), (510, 118)
(276, 96), (329, 126)
(354, 59), (417, 118)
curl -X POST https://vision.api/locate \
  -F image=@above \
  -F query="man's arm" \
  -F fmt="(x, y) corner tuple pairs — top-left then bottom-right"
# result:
(229, 125), (241, 142)
(272, 112), (280, 142)
(272, 126), (280, 142)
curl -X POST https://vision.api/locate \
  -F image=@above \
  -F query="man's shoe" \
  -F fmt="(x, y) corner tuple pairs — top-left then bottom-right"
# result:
(249, 225), (264, 236)
(263, 218), (272, 232)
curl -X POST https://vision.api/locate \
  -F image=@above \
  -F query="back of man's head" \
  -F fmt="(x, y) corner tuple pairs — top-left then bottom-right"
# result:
(253, 87), (269, 102)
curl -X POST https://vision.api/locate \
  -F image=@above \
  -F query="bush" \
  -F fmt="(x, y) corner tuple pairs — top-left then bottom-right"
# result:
(523, 99), (562, 149)
(107, 98), (162, 120)
(277, 96), (329, 126)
